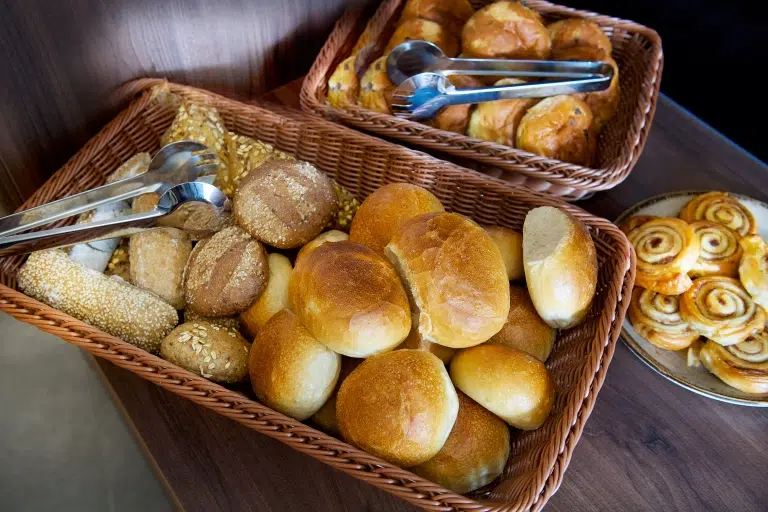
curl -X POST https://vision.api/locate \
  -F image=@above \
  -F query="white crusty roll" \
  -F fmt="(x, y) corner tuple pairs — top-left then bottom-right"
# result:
(450, 344), (554, 429)
(484, 226), (524, 281)
(289, 241), (411, 357)
(386, 212), (510, 348)
(523, 206), (597, 329)
(337, 349), (459, 466)
(239, 253), (292, 337)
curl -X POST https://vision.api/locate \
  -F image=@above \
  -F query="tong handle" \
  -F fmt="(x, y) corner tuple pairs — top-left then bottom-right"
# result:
(440, 58), (611, 79)
(444, 74), (612, 105)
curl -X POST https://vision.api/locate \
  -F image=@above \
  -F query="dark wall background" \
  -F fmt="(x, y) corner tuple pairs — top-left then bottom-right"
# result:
(569, 0), (767, 162)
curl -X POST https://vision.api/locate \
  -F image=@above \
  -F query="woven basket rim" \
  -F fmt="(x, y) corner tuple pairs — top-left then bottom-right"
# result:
(0, 79), (636, 512)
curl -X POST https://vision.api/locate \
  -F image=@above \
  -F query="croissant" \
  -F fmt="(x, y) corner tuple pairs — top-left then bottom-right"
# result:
(628, 288), (699, 350)
(738, 235), (768, 309)
(700, 332), (768, 394)
(689, 221), (742, 278)
(625, 217), (699, 295)
(679, 276), (765, 346)
(679, 192), (757, 237)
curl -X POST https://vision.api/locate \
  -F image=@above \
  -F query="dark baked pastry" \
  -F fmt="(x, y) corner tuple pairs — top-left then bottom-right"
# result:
(385, 18), (460, 57)
(462, 1), (550, 60)
(467, 78), (537, 146)
(399, 0), (475, 34)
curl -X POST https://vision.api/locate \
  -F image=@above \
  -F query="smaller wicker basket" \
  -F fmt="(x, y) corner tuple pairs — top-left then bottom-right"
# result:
(0, 80), (635, 512)
(301, 0), (664, 200)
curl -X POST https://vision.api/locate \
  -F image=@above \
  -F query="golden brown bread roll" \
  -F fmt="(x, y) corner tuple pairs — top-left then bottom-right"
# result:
(399, 0), (475, 34)
(679, 192), (757, 237)
(462, 1), (550, 60)
(295, 230), (349, 267)
(689, 221), (742, 278)
(483, 226), (524, 281)
(680, 276), (765, 346)
(488, 284), (556, 361)
(516, 95), (596, 166)
(523, 206), (597, 329)
(427, 75), (483, 134)
(700, 334), (768, 394)
(183, 225), (269, 317)
(396, 327), (456, 364)
(450, 344), (554, 429)
(359, 57), (395, 114)
(249, 310), (341, 420)
(18, 250), (178, 353)
(624, 217), (699, 295)
(233, 159), (338, 248)
(239, 253), (292, 337)
(310, 356), (362, 436)
(467, 78), (537, 147)
(349, 183), (444, 254)
(327, 55), (360, 109)
(628, 288), (700, 351)
(385, 18), (460, 57)
(386, 212), (510, 348)
(548, 19), (612, 57)
(337, 349), (459, 466)
(290, 241), (411, 357)
(411, 391), (509, 493)
(739, 235), (768, 309)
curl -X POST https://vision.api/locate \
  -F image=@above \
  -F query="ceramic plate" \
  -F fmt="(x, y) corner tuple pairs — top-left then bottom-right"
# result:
(617, 190), (768, 406)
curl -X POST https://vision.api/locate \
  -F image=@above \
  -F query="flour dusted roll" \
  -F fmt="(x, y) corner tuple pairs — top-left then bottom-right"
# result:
(290, 241), (411, 357)
(386, 212), (510, 348)
(523, 206), (597, 329)
(239, 253), (292, 337)
(337, 349), (459, 466)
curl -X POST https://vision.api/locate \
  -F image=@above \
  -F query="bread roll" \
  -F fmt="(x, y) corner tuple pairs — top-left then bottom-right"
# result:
(450, 344), (554, 429)
(359, 57), (395, 114)
(399, 0), (475, 34)
(488, 284), (556, 361)
(310, 356), (363, 435)
(239, 253), (292, 337)
(184, 225), (269, 317)
(411, 392), (510, 493)
(386, 212), (510, 348)
(426, 75), (483, 134)
(233, 159), (337, 248)
(484, 226), (524, 281)
(396, 327), (456, 364)
(290, 241), (411, 357)
(337, 350), (459, 466)
(220, 133), (294, 197)
(467, 78), (537, 147)
(462, 1), (550, 60)
(184, 309), (241, 331)
(295, 230), (349, 267)
(523, 206), (597, 329)
(385, 18), (459, 57)
(547, 19), (612, 57)
(350, 183), (444, 254)
(249, 310), (341, 420)
(18, 250), (178, 353)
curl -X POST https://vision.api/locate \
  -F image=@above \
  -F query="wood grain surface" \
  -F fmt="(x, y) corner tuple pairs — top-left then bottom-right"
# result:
(89, 82), (768, 512)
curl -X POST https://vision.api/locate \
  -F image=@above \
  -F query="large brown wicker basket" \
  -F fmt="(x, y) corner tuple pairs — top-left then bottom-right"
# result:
(301, 0), (663, 200)
(0, 79), (635, 512)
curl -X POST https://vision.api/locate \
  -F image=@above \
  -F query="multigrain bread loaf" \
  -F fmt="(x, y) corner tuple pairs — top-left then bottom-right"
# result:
(184, 309), (241, 332)
(183, 225), (268, 317)
(18, 250), (178, 353)
(386, 212), (510, 348)
(488, 283), (556, 362)
(239, 253), (292, 337)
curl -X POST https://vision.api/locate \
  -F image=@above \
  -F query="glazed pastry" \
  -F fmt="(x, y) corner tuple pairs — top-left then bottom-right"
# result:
(219, 133), (293, 197)
(427, 75), (483, 134)
(548, 19), (612, 57)
(700, 333), (768, 394)
(358, 57), (395, 114)
(628, 288), (699, 351)
(679, 276), (765, 346)
(327, 55), (360, 109)
(689, 221), (742, 278)
(399, 0), (475, 34)
(687, 339), (704, 368)
(553, 46), (620, 131)
(624, 217), (699, 295)
(516, 95), (596, 166)
(462, 1), (550, 60)
(738, 235), (768, 309)
(385, 18), (460, 57)
(466, 78), (537, 147)
(679, 192), (757, 237)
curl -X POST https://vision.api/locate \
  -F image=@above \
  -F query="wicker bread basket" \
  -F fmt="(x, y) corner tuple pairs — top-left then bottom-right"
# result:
(0, 79), (635, 512)
(300, 0), (663, 200)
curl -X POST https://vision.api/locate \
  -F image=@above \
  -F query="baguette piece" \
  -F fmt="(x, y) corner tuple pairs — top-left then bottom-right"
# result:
(523, 206), (597, 329)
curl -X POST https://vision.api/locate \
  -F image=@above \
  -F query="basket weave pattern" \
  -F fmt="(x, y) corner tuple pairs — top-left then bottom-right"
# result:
(300, 0), (663, 200)
(0, 80), (635, 512)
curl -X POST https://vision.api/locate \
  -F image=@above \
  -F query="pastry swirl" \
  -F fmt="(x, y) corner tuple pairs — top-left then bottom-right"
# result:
(738, 235), (768, 309)
(679, 192), (757, 237)
(679, 276), (765, 346)
(690, 221), (742, 277)
(626, 217), (699, 295)
(628, 288), (699, 350)
(700, 332), (768, 394)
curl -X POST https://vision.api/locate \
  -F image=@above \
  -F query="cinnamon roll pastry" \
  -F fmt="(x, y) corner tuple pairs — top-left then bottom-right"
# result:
(618, 215), (657, 235)
(679, 276), (766, 346)
(700, 332), (768, 394)
(687, 339), (704, 368)
(626, 217), (699, 295)
(679, 192), (757, 237)
(689, 221), (742, 278)
(739, 235), (768, 309)
(628, 288), (700, 350)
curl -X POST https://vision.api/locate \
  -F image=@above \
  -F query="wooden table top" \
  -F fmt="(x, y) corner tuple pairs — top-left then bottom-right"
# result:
(96, 81), (768, 512)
